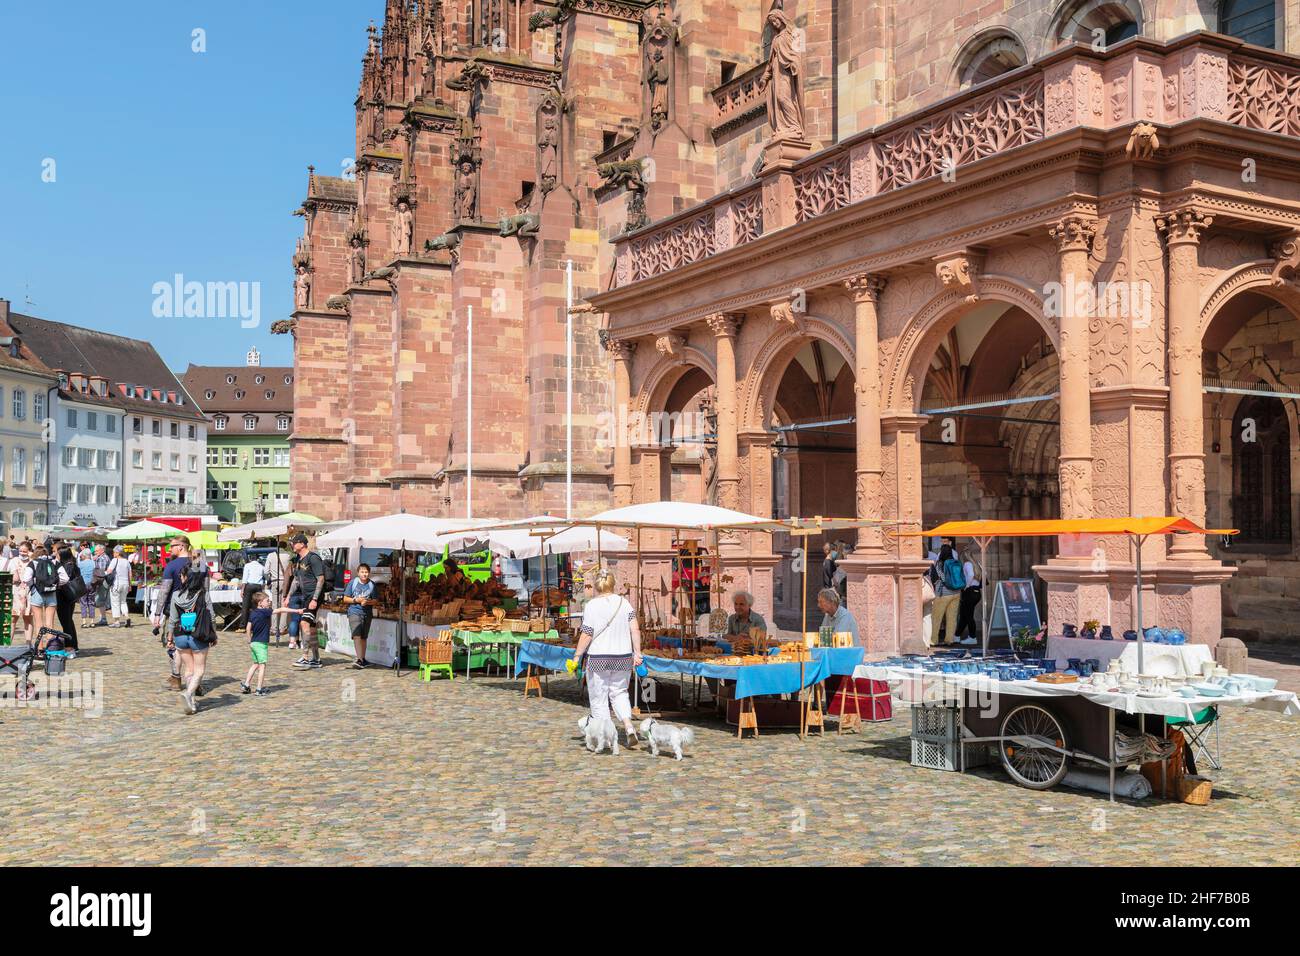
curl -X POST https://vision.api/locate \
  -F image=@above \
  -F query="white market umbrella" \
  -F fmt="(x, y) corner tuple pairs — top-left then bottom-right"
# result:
(217, 512), (324, 542)
(107, 519), (180, 541)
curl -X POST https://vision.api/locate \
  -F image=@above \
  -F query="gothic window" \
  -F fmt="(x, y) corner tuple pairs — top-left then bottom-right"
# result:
(1232, 394), (1292, 546)
(1220, 0), (1276, 48)
(1051, 0), (1144, 48)
(955, 32), (1028, 89)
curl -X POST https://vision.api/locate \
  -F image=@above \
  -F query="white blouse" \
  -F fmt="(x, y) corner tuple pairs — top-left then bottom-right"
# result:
(580, 593), (636, 656)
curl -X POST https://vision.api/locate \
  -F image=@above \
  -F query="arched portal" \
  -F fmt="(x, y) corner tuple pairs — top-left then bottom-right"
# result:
(1202, 283), (1300, 642)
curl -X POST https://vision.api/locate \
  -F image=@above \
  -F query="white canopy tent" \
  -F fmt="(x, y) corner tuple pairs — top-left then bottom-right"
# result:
(217, 512), (325, 542)
(315, 514), (497, 553)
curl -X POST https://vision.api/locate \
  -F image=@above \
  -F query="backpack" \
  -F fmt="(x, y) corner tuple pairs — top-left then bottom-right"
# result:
(942, 558), (966, 592)
(60, 562), (88, 601)
(32, 556), (59, 595)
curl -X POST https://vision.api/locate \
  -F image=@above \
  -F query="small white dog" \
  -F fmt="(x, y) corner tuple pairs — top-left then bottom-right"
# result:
(638, 717), (695, 760)
(578, 715), (620, 755)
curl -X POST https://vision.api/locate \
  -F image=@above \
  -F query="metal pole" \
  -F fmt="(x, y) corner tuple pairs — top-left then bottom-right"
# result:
(565, 260), (573, 520)
(1134, 533), (1145, 675)
(467, 305), (473, 520)
(397, 545), (406, 676)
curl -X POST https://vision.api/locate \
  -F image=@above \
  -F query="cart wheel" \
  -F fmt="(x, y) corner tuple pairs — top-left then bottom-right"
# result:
(999, 704), (1069, 790)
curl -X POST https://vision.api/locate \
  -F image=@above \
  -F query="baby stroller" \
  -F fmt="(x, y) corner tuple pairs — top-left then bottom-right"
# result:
(0, 628), (71, 700)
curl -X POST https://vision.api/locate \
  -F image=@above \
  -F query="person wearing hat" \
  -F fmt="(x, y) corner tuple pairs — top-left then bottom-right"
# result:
(288, 532), (326, 669)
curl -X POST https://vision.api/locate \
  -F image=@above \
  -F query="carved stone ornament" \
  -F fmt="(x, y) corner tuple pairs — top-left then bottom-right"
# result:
(1271, 233), (1300, 287)
(293, 264), (312, 310)
(770, 297), (803, 331)
(604, 335), (637, 361)
(390, 200), (414, 256)
(270, 319), (296, 336)
(655, 333), (687, 361)
(1125, 121), (1160, 160)
(598, 159), (647, 232)
(450, 136), (481, 222)
(1155, 208), (1214, 246)
(1049, 216), (1097, 253)
(843, 273), (886, 302)
(933, 251), (982, 302)
(536, 87), (564, 195)
(325, 294), (350, 312)
(346, 225), (368, 286)
(499, 212), (540, 238)
(706, 312), (743, 338)
(447, 58), (490, 92)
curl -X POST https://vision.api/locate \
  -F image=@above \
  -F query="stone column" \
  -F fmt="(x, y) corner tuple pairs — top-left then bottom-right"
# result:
(1049, 216), (1096, 520)
(1157, 207), (1214, 558)
(707, 313), (743, 511)
(609, 338), (636, 507)
(844, 273), (888, 555)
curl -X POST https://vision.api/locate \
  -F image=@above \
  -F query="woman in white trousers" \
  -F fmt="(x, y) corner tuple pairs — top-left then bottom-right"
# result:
(571, 571), (643, 750)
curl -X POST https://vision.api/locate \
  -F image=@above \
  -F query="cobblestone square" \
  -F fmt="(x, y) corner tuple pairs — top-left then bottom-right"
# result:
(8, 626), (1298, 867)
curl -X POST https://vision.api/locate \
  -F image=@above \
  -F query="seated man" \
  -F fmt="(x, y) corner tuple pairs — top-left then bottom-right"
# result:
(817, 587), (860, 646)
(724, 590), (766, 637)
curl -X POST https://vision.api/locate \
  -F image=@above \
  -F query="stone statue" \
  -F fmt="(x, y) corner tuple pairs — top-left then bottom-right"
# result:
(537, 90), (562, 194)
(293, 264), (312, 310)
(454, 157), (478, 221)
(1125, 121), (1160, 160)
(425, 231), (462, 252)
(643, 4), (676, 132)
(391, 200), (414, 256)
(348, 232), (367, 285)
(764, 8), (804, 140)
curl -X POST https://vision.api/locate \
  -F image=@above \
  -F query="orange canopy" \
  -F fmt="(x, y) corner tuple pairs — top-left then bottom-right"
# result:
(908, 517), (1237, 538)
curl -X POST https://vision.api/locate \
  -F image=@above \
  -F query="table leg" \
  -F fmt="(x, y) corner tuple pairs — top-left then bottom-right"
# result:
(1109, 707), (1116, 803)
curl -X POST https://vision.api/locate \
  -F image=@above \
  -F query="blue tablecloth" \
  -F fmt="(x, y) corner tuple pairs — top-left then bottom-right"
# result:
(515, 640), (831, 699)
(811, 646), (865, 676)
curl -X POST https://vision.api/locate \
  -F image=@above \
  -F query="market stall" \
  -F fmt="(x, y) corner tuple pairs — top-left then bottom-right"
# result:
(109, 519), (183, 608)
(861, 516), (1299, 802)
(216, 512), (324, 542)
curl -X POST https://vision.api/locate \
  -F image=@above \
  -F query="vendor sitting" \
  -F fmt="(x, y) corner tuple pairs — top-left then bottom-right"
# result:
(724, 591), (766, 636)
(817, 587), (861, 646)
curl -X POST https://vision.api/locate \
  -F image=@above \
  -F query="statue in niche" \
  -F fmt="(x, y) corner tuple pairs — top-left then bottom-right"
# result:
(453, 156), (478, 221)
(293, 264), (312, 310)
(348, 229), (367, 286)
(643, 3), (676, 132)
(764, 7), (804, 140)
(391, 200), (414, 256)
(537, 88), (563, 195)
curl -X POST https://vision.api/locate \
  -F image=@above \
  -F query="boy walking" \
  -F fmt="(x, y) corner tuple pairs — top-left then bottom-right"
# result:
(241, 590), (273, 696)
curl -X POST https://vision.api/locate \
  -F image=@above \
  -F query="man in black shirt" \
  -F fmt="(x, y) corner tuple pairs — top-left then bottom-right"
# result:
(289, 532), (327, 669)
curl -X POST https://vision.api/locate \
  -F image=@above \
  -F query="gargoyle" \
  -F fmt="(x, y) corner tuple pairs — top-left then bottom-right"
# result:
(424, 232), (462, 252)
(597, 159), (645, 192)
(1125, 121), (1160, 160)
(499, 213), (540, 238)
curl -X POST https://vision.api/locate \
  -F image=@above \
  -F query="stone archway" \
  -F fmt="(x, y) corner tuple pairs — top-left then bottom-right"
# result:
(738, 314), (856, 434)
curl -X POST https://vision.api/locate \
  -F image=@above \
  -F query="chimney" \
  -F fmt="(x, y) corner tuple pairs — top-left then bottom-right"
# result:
(0, 298), (9, 325)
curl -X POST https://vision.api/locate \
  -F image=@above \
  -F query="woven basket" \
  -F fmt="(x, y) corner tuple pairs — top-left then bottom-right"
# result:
(419, 637), (454, 665)
(1179, 776), (1212, 806)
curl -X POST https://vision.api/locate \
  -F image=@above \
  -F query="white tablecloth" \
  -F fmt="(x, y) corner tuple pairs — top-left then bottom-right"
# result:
(853, 664), (1300, 722)
(323, 612), (450, 669)
(1045, 636), (1212, 678)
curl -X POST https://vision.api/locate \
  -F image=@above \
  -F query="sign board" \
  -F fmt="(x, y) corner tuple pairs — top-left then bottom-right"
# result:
(988, 579), (1041, 638)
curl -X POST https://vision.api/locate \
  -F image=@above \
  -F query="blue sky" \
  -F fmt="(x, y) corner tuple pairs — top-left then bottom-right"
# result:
(0, 1), (377, 369)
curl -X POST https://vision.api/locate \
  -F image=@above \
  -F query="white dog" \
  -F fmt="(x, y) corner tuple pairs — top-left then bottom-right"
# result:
(638, 718), (695, 760)
(578, 715), (620, 755)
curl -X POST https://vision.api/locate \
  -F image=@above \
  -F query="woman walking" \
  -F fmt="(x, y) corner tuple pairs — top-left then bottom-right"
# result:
(25, 546), (68, 645)
(107, 545), (133, 627)
(77, 548), (97, 626)
(571, 571), (643, 751)
(55, 545), (86, 652)
(170, 556), (216, 715)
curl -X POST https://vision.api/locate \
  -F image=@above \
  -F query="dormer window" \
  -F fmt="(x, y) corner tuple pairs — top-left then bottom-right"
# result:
(277, 416), (290, 430)
(244, 415), (257, 431)
(284, 375), (293, 385)
(254, 375), (265, 385)
(226, 375), (236, 385)
(235, 389), (246, 400)
(205, 390), (215, 400)
(214, 416), (227, 431)
(264, 390), (274, 400)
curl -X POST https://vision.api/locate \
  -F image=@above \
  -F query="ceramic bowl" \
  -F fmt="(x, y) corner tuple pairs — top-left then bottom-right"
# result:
(1177, 686), (1200, 698)
(1123, 630), (1138, 641)
(1192, 683), (1226, 697)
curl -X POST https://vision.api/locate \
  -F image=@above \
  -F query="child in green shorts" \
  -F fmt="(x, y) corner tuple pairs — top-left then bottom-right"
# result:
(241, 591), (273, 696)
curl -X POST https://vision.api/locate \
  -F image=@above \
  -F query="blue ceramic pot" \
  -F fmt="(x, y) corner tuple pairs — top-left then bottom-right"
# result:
(1099, 626), (1114, 641)
(1123, 630), (1137, 641)
(1080, 628), (1096, 640)
(1040, 660), (1057, 673)
(1062, 623), (1078, 639)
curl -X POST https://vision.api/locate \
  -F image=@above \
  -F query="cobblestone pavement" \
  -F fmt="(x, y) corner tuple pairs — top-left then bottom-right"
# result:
(5, 623), (1298, 866)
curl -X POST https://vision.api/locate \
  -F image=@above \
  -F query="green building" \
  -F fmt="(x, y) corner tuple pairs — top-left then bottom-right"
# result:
(181, 350), (294, 524)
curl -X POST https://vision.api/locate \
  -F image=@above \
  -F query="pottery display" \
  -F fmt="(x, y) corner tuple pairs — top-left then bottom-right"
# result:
(1193, 683), (1226, 698)
(1123, 630), (1138, 641)
(1061, 623), (1078, 639)
(1098, 625), (1114, 640)
(1235, 674), (1277, 692)
(1201, 661), (1217, 680)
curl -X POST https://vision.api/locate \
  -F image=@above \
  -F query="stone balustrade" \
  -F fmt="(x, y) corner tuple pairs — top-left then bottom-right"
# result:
(612, 33), (1300, 288)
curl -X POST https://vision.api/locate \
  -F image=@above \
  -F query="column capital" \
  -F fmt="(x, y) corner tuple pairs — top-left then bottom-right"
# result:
(880, 412), (929, 435)
(1156, 207), (1214, 246)
(1048, 216), (1097, 254)
(843, 273), (887, 302)
(705, 312), (744, 338)
(932, 249), (984, 303)
(1270, 232), (1300, 287)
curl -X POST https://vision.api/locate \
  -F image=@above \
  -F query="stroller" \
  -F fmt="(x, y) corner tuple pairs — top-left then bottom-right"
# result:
(0, 628), (72, 700)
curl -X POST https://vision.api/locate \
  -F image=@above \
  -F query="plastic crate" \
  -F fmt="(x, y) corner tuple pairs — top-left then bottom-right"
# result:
(911, 703), (961, 741)
(910, 737), (991, 772)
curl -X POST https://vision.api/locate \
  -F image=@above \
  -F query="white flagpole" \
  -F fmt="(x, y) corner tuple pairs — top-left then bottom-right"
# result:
(467, 304), (473, 520)
(566, 259), (573, 520)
